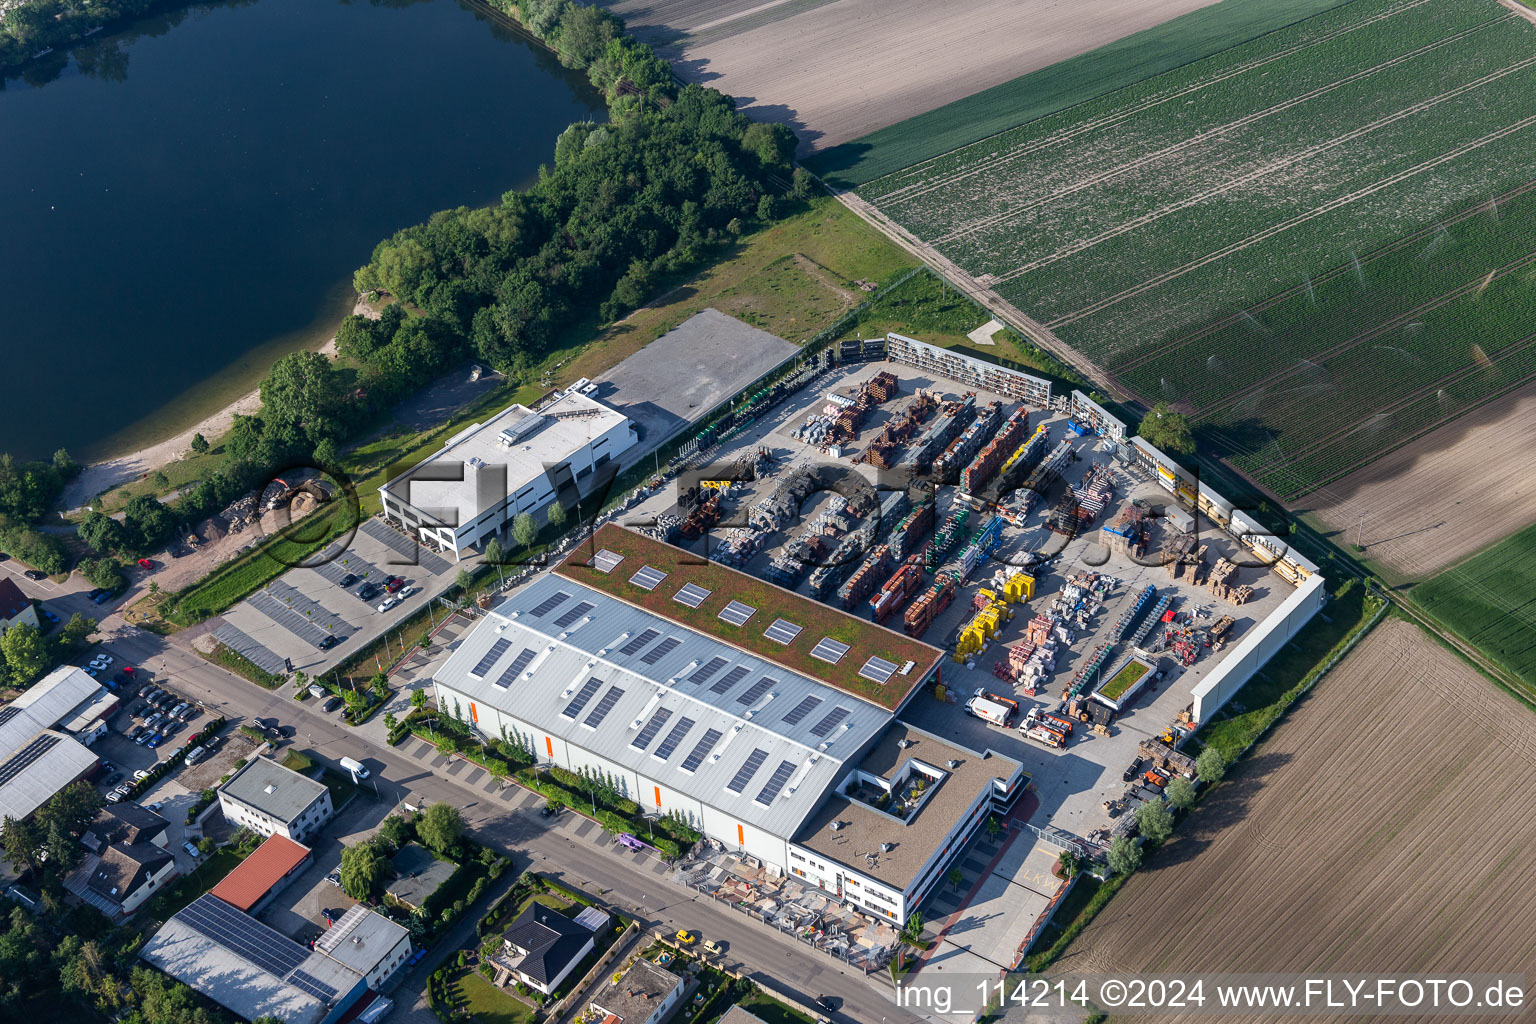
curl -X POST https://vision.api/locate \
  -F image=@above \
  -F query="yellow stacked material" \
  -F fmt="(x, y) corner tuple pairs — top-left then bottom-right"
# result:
(1004, 572), (1035, 602)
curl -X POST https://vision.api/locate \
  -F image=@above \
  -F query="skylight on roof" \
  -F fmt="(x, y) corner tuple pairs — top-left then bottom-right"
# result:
(630, 565), (668, 591)
(708, 665), (750, 695)
(764, 618), (802, 645)
(718, 600), (755, 626)
(631, 708), (673, 751)
(781, 695), (822, 726)
(679, 728), (722, 773)
(809, 637), (850, 664)
(493, 648), (537, 688)
(470, 638), (512, 677)
(638, 636), (681, 666)
(754, 760), (796, 806)
(653, 716), (696, 761)
(561, 678), (603, 719)
(674, 582), (712, 609)
(591, 549), (625, 573)
(859, 655), (901, 684)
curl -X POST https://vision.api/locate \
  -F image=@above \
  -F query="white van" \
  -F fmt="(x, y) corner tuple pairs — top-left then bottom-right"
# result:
(339, 756), (370, 779)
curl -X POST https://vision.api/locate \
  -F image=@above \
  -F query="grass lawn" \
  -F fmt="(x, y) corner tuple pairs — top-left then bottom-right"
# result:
(731, 990), (818, 1024)
(319, 767), (359, 807)
(148, 848), (242, 919)
(450, 968), (534, 1024)
(1412, 519), (1536, 687)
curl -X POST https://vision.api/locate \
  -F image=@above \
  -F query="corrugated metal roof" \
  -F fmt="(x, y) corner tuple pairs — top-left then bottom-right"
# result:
(436, 575), (894, 840)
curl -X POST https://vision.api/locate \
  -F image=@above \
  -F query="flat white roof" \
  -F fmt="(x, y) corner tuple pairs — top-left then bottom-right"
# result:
(382, 390), (630, 531)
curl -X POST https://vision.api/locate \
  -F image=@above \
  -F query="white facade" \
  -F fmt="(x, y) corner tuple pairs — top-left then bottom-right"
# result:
(217, 760), (334, 843)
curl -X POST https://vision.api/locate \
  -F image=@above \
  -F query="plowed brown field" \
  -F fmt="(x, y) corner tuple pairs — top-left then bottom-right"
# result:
(1063, 618), (1536, 1021)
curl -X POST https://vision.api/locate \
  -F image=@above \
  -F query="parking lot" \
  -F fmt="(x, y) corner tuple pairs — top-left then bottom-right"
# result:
(212, 516), (466, 678)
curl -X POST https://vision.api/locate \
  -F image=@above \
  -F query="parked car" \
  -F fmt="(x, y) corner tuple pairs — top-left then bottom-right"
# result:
(385, 576), (405, 593)
(377, 596), (401, 613)
(398, 586), (417, 600)
(42, 608), (59, 625)
(146, 733), (164, 749)
(161, 722), (182, 738)
(137, 558), (154, 570)
(105, 789), (126, 804)
(169, 702), (188, 719)
(23, 569), (47, 581)
(91, 590), (113, 605)
(103, 772), (124, 788)
(357, 582), (379, 600)
(90, 654), (114, 670)
(337, 573), (357, 589)
(324, 696), (344, 713)
(133, 769), (152, 781)
(675, 930), (697, 945)
(701, 939), (724, 957)
(318, 634), (340, 650)
(325, 870), (342, 887)
(134, 730), (153, 745)
(178, 706), (197, 722)
(182, 842), (201, 859)
(128, 725), (146, 741)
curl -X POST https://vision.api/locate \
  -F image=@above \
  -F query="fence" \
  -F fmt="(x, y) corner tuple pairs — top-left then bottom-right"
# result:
(1008, 872), (1078, 970)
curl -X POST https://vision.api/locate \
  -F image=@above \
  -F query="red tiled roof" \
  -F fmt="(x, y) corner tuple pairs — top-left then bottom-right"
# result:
(210, 835), (311, 911)
(0, 578), (30, 621)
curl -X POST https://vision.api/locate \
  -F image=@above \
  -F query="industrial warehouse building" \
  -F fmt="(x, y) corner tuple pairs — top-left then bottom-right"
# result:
(0, 666), (116, 831)
(431, 525), (1025, 920)
(379, 389), (637, 560)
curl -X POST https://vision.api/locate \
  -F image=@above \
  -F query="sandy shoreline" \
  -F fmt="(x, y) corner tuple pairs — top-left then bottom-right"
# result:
(61, 300), (369, 511)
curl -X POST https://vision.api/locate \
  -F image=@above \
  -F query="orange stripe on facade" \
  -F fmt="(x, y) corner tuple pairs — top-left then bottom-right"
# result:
(654, 786), (662, 809)
(545, 736), (553, 757)
(469, 702), (478, 723)
(737, 824), (744, 846)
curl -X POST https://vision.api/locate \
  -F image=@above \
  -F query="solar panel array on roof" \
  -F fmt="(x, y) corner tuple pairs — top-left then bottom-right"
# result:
(618, 628), (660, 656)
(561, 678), (603, 719)
(809, 706), (851, 738)
(755, 759), (796, 806)
(631, 708), (674, 751)
(591, 549), (625, 573)
(179, 894), (309, 979)
(718, 600), (755, 626)
(471, 638), (512, 677)
(638, 636), (680, 666)
(726, 748), (768, 793)
(653, 716), (696, 760)
(688, 656), (728, 685)
(780, 695), (822, 726)
(289, 969), (339, 1003)
(553, 601), (594, 628)
(629, 565), (668, 591)
(708, 665), (750, 695)
(673, 583), (711, 608)
(493, 648), (538, 688)
(859, 655), (900, 684)
(529, 591), (570, 617)
(582, 686), (625, 728)
(809, 637), (851, 664)
(764, 618), (802, 645)
(0, 734), (60, 786)
(736, 678), (774, 706)
(679, 728), (722, 773)
(0, 707), (20, 726)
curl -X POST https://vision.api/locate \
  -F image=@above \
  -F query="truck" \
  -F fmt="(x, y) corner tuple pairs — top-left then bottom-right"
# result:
(1021, 721), (1065, 749)
(1023, 708), (1069, 746)
(339, 756), (370, 779)
(965, 693), (1017, 728)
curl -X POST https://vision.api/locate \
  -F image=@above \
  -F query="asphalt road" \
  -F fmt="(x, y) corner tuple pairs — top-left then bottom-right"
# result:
(74, 599), (922, 1024)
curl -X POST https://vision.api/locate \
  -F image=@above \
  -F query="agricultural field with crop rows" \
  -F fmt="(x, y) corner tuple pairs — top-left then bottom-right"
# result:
(1414, 519), (1536, 686)
(858, 0), (1536, 497)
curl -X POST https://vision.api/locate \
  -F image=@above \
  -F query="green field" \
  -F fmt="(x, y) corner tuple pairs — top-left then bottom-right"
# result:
(1413, 521), (1536, 686)
(853, 0), (1536, 499)
(803, 0), (1361, 189)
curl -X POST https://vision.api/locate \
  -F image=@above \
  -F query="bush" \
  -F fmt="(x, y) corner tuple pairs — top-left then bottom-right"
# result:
(78, 556), (125, 591)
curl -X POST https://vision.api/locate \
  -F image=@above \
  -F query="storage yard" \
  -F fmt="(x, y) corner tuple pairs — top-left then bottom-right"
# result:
(1061, 619), (1536, 1014)
(855, 0), (1536, 499)
(622, 356), (1314, 845)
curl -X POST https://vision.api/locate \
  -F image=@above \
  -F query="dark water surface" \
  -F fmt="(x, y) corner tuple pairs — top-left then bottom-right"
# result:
(0, 0), (603, 461)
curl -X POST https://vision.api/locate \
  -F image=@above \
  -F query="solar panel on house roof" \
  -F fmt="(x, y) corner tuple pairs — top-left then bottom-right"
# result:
(179, 894), (309, 979)
(654, 717), (696, 761)
(529, 591), (571, 617)
(553, 601), (594, 628)
(629, 565), (668, 591)
(718, 600), (755, 626)
(618, 628), (660, 656)
(708, 665), (750, 695)
(755, 760), (796, 806)
(809, 706), (851, 738)
(289, 969), (339, 1003)
(764, 618), (802, 645)
(471, 638), (512, 677)
(638, 636), (680, 666)
(591, 549), (625, 573)
(726, 748), (768, 793)
(859, 655), (901, 684)
(687, 657), (728, 685)
(679, 728), (722, 772)
(582, 686), (625, 728)
(561, 679), (604, 719)
(493, 648), (538, 688)
(810, 637), (851, 664)
(631, 708), (674, 751)
(0, 734), (60, 786)
(780, 695), (822, 726)
(673, 583), (711, 608)
(736, 678), (774, 706)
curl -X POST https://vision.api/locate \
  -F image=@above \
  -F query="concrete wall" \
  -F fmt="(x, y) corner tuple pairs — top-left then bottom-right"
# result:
(1190, 573), (1327, 723)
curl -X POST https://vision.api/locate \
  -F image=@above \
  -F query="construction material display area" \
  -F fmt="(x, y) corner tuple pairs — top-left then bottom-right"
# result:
(1062, 619), (1536, 1008)
(623, 357), (1316, 849)
(854, 0), (1536, 500)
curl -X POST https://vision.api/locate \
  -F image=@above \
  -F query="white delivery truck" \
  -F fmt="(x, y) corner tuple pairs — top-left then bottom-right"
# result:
(339, 756), (370, 779)
(965, 689), (1018, 728)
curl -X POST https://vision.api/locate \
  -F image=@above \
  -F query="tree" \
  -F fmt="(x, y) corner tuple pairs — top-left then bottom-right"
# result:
(411, 687), (428, 711)
(378, 814), (413, 851)
(1195, 745), (1230, 783)
(313, 436), (340, 469)
(418, 802), (464, 854)
(371, 672), (389, 700)
(383, 711), (397, 731)
(904, 911), (923, 939)
(1056, 851), (1080, 879)
(984, 815), (1004, 842)
(78, 557), (124, 591)
(123, 494), (177, 550)
(52, 449), (77, 477)
(58, 612), (97, 651)
(1, 815), (45, 873)
(546, 499), (566, 529)
(1136, 799), (1174, 843)
(0, 624), (49, 685)
(197, 836), (216, 855)
(484, 537), (506, 565)
(1107, 835), (1142, 876)
(1138, 402), (1195, 456)
(343, 688), (367, 713)
(1166, 776), (1196, 810)
(512, 512), (536, 550)
(150, 470), (170, 490)
(260, 350), (346, 443)
(189, 433), (210, 454)
(339, 841), (386, 900)
(39, 781), (103, 839)
(948, 867), (965, 890)
(455, 568), (473, 595)
(77, 511), (127, 555)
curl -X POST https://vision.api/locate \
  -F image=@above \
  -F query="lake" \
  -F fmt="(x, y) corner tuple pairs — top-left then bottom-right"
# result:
(0, 0), (604, 463)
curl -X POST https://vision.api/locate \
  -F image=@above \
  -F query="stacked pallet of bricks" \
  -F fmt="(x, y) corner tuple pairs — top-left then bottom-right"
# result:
(1163, 533), (1200, 580)
(712, 529), (765, 569)
(932, 401), (1004, 484)
(956, 512), (1003, 582)
(762, 555), (805, 587)
(1207, 557), (1254, 603)
(679, 492), (722, 539)
(865, 370), (899, 403)
(985, 423), (1050, 507)
(1101, 505), (1148, 557)
(837, 544), (891, 610)
(910, 395), (977, 472)
(807, 534), (865, 599)
(994, 641), (1035, 682)
(870, 555), (924, 624)
(1016, 438), (1077, 518)
(1073, 465), (1113, 523)
(1112, 585), (1157, 642)
(962, 406), (1029, 495)
(885, 501), (933, 562)
(1128, 594), (1174, 649)
(925, 505), (971, 571)
(903, 569), (957, 638)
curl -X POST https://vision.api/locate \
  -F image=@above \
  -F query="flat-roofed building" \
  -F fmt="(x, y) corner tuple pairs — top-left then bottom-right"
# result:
(589, 958), (682, 1024)
(0, 667), (110, 832)
(379, 389), (636, 560)
(218, 757), (333, 843)
(312, 904), (413, 991)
